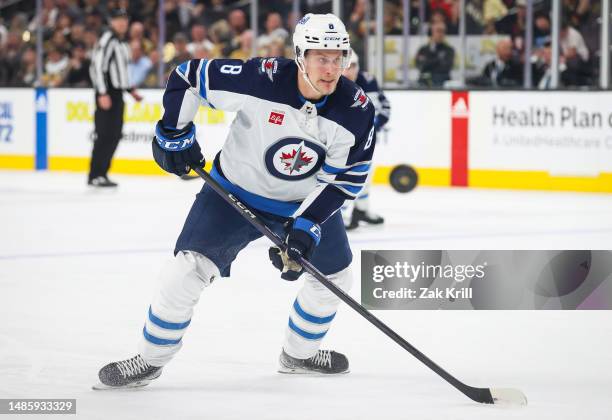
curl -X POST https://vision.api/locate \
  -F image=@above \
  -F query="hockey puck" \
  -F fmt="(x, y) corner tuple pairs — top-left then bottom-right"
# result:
(389, 164), (418, 193)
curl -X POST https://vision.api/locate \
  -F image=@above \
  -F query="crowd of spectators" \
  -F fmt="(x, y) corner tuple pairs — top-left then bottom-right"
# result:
(0, 0), (605, 89)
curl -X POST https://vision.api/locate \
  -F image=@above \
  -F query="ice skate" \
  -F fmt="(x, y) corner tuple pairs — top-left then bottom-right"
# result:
(352, 208), (384, 226)
(278, 349), (349, 375)
(93, 354), (162, 390)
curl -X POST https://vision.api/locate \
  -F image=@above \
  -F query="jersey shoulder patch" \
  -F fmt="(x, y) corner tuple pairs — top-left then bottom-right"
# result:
(335, 77), (374, 113)
(254, 57), (294, 82)
(322, 78), (375, 140)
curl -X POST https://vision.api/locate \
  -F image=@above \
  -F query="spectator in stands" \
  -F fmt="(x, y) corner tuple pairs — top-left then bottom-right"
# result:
(11, 45), (37, 87)
(187, 23), (215, 57)
(0, 18), (7, 48)
(2, 31), (24, 84)
(165, 32), (192, 79)
(83, 29), (98, 58)
(143, 49), (161, 88)
(201, 0), (229, 27)
(564, 0), (591, 28)
(84, 9), (104, 35)
(128, 40), (152, 87)
(483, 0), (508, 34)
(69, 22), (86, 46)
(264, 38), (289, 58)
(468, 38), (522, 87)
(27, 0), (59, 36)
(55, 0), (84, 22)
(56, 13), (74, 39)
(64, 42), (91, 87)
(533, 43), (570, 89)
(465, 0), (485, 34)
(209, 19), (232, 58)
(191, 45), (213, 59)
(50, 29), (69, 52)
(415, 21), (455, 87)
(430, 8), (458, 35)
(43, 46), (69, 87)
(534, 12), (551, 48)
(559, 19), (592, 86)
(223, 8), (248, 57)
(229, 29), (253, 61)
(383, 2), (403, 35)
(430, 0), (455, 24)
(560, 19), (589, 63)
(257, 12), (289, 52)
(129, 21), (154, 54)
(347, 0), (368, 68)
(495, 0), (527, 52)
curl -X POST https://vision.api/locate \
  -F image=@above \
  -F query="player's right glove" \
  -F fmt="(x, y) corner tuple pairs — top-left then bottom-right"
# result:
(152, 120), (205, 176)
(269, 217), (321, 281)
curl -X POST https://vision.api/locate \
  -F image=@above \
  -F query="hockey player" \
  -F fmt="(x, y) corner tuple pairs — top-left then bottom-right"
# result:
(341, 49), (390, 230)
(95, 13), (376, 389)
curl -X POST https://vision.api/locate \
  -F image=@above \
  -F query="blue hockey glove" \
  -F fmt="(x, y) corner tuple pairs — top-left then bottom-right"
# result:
(152, 120), (205, 176)
(374, 114), (389, 132)
(269, 217), (321, 281)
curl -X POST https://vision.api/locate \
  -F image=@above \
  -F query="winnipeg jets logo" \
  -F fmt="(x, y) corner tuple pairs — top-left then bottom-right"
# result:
(260, 58), (278, 82)
(264, 138), (325, 181)
(351, 88), (370, 109)
(280, 142), (313, 174)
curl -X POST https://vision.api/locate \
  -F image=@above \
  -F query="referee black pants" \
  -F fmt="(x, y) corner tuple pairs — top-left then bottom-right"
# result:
(89, 90), (125, 180)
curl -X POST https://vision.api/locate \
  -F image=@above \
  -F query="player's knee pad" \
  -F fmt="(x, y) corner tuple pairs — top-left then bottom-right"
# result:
(154, 251), (220, 313)
(301, 266), (353, 308)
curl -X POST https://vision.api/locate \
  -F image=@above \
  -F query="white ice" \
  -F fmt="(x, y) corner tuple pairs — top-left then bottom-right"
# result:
(1, 170), (611, 420)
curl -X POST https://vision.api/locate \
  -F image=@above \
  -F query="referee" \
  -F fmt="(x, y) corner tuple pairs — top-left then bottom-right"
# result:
(88, 9), (142, 187)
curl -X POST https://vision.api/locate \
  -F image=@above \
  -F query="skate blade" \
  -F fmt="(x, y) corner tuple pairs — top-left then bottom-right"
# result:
(278, 366), (350, 375)
(92, 379), (153, 390)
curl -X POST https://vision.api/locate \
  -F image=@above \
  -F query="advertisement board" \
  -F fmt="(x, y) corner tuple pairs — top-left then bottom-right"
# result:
(46, 89), (233, 172)
(0, 89), (36, 168)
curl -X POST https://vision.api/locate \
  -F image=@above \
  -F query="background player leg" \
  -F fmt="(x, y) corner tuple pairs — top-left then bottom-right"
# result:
(352, 167), (384, 227)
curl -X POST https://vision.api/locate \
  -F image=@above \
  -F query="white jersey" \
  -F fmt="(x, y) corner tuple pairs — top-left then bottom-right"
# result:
(161, 57), (376, 224)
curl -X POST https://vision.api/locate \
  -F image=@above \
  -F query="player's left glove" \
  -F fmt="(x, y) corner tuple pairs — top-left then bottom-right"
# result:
(152, 120), (205, 176)
(374, 115), (389, 132)
(269, 217), (321, 281)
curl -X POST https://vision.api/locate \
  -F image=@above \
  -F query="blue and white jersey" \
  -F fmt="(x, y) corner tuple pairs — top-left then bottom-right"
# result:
(161, 57), (376, 225)
(355, 71), (390, 131)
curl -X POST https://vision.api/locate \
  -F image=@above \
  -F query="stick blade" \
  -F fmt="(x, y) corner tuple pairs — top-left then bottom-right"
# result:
(490, 388), (528, 406)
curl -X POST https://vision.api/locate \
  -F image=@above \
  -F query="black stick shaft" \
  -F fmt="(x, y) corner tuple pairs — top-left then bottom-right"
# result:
(192, 166), (493, 404)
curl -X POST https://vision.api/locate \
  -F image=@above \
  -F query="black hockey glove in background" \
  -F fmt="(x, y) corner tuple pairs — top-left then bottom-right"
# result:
(152, 120), (205, 176)
(269, 217), (321, 281)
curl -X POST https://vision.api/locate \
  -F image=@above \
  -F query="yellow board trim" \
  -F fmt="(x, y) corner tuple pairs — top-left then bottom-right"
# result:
(373, 166), (450, 187)
(469, 169), (612, 193)
(0, 155), (35, 169)
(47, 156), (213, 176)
(2, 156), (611, 193)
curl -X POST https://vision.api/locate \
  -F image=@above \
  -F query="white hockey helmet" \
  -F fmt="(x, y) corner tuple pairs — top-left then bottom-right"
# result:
(293, 13), (351, 73)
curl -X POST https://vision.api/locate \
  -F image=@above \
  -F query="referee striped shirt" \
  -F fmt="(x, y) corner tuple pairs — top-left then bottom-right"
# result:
(89, 30), (132, 95)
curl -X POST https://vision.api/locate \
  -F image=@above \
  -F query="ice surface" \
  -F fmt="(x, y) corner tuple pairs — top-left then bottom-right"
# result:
(1, 171), (611, 420)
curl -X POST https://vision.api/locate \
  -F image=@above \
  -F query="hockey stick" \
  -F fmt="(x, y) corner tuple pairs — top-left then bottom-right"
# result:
(192, 166), (527, 406)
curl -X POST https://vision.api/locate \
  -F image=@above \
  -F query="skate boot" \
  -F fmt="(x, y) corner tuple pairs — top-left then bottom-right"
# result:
(344, 213), (360, 231)
(88, 176), (118, 188)
(93, 354), (162, 390)
(353, 208), (384, 225)
(278, 349), (349, 374)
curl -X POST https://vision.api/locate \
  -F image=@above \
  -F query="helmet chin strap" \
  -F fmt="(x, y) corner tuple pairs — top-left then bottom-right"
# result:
(297, 57), (326, 97)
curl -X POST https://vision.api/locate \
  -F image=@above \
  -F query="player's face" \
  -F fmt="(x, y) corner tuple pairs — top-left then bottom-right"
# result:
(304, 50), (345, 95)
